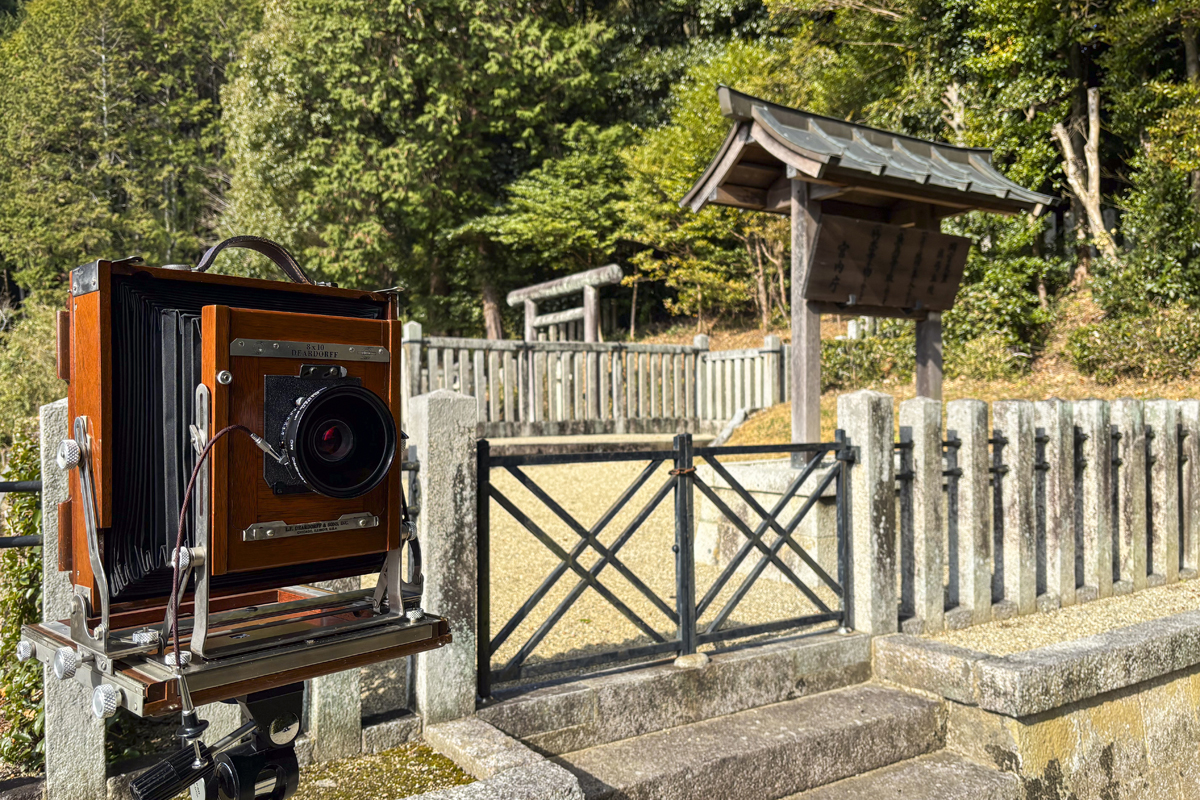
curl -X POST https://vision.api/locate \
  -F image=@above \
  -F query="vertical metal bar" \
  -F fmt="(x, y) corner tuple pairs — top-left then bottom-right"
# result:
(836, 429), (852, 631)
(945, 437), (960, 608)
(674, 433), (697, 655)
(477, 439), (492, 699)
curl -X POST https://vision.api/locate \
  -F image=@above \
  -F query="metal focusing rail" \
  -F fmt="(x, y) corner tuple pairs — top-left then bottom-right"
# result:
(476, 433), (853, 697)
(0, 480), (44, 548)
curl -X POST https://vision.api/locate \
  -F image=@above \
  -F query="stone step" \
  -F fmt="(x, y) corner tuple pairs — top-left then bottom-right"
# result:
(554, 684), (944, 800)
(783, 752), (1020, 799)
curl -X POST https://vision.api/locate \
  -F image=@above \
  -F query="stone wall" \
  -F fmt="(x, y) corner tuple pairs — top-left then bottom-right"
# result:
(875, 608), (1200, 799)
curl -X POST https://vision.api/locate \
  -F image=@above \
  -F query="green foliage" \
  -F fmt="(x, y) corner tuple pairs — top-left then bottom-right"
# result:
(1092, 156), (1200, 316)
(820, 322), (915, 391)
(222, 0), (609, 331)
(0, 428), (44, 771)
(5, 0), (1200, 381)
(0, 0), (261, 293)
(0, 296), (67, 446)
(619, 34), (830, 327)
(460, 123), (633, 275)
(1066, 306), (1200, 384)
(943, 214), (1069, 352)
(945, 332), (1029, 381)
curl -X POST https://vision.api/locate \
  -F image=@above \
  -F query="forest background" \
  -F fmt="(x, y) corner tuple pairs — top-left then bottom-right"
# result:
(0, 0), (1199, 438)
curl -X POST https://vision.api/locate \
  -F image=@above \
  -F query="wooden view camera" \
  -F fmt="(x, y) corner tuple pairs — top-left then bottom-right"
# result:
(20, 238), (448, 745)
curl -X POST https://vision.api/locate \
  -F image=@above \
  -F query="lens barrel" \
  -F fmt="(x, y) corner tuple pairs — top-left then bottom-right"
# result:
(281, 385), (396, 498)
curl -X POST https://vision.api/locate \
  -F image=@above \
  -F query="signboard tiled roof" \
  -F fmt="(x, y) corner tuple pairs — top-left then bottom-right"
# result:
(682, 87), (1057, 218)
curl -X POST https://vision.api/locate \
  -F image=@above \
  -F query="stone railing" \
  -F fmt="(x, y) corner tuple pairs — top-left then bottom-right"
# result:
(891, 395), (1200, 635)
(399, 323), (790, 437)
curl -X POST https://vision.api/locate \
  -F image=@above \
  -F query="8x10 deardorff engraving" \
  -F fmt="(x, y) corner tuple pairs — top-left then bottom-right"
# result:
(229, 338), (391, 362)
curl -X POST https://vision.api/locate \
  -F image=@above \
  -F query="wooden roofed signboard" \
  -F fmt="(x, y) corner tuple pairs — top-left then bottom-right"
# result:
(805, 216), (971, 317)
(681, 84), (1057, 437)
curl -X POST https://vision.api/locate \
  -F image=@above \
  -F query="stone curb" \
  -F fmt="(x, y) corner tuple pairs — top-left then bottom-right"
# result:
(874, 607), (1200, 717)
(478, 631), (870, 755)
(415, 717), (583, 800)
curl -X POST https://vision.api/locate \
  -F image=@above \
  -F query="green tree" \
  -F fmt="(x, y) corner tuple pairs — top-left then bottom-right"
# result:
(0, 0), (260, 293)
(222, 0), (608, 335)
(618, 34), (837, 331)
(457, 123), (632, 336)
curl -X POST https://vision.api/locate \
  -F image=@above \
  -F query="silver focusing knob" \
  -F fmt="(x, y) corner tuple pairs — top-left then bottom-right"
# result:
(15, 641), (34, 662)
(131, 628), (160, 646)
(52, 647), (78, 680)
(56, 439), (81, 471)
(172, 547), (191, 571)
(164, 650), (192, 668)
(405, 607), (426, 622)
(91, 684), (122, 719)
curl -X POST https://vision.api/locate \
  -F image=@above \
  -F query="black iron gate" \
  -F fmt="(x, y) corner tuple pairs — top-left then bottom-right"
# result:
(476, 434), (853, 697)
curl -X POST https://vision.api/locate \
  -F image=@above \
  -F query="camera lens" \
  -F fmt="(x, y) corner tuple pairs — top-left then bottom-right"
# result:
(282, 386), (396, 498)
(314, 420), (354, 462)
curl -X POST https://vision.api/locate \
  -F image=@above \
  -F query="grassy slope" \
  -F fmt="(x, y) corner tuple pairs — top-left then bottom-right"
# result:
(638, 293), (1200, 446)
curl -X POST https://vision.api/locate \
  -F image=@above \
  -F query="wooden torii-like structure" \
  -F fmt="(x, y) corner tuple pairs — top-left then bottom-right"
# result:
(682, 87), (1055, 448)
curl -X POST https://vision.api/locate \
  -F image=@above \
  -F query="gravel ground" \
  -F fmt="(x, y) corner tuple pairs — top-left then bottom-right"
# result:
(291, 743), (473, 800)
(930, 578), (1200, 656)
(486, 461), (833, 677)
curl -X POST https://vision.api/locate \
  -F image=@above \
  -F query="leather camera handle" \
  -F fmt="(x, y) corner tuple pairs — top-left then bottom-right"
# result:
(193, 235), (313, 285)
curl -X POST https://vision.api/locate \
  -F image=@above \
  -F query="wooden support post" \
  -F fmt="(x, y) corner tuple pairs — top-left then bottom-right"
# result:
(915, 312), (943, 400)
(790, 180), (821, 463)
(583, 285), (599, 343)
(523, 299), (537, 342)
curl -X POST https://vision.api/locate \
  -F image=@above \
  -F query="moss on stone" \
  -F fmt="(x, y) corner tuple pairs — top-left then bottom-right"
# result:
(292, 743), (474, 800)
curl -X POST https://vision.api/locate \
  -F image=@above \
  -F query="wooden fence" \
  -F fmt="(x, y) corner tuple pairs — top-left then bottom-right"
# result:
(399, 323), (791, 438)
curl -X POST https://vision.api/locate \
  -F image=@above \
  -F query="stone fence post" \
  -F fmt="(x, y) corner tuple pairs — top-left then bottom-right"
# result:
(1075, 400), (1112, 602)
(40, 399), (106, 800)
(1145, 400), (1180, 585)
(899, 396), (942, 634)
(837, 390), (896, 636)
(993, 400), (1035, 616)
(1035, 398), (1075, 609)
(309, 576), (364, 762)
(1111, 398), (1146, 594)
(945, 399), (990, 629)
(409, 389), (479, 725)
(1181, 400), (1200, 578)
